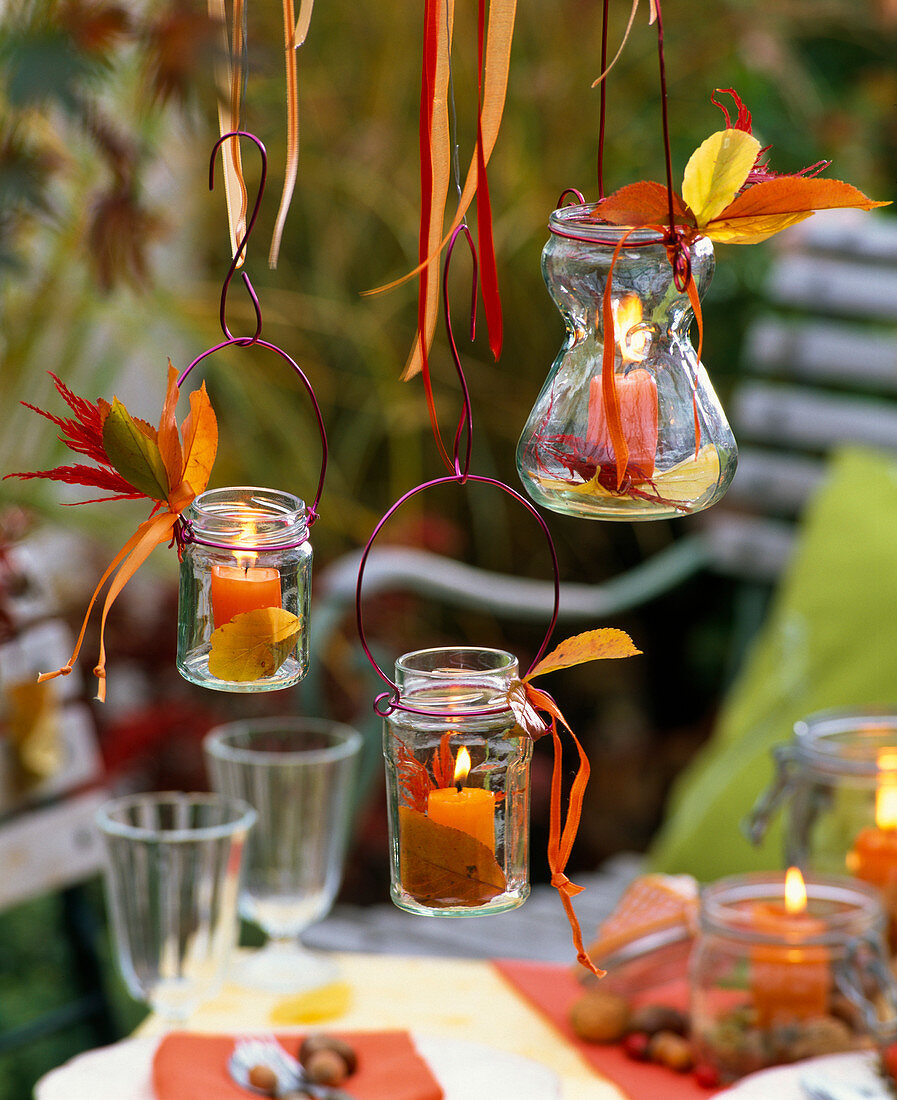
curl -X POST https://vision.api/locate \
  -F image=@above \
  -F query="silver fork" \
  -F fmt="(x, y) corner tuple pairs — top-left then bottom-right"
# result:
(229, 1034), (356, 1099)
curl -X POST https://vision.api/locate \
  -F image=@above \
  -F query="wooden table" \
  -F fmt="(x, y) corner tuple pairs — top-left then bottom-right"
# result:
(139, 951), (626, 1100)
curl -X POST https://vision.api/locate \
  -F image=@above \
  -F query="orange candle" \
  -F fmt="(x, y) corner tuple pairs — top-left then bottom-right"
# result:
(427, 746), (496, 852)
(588, 296), (658, 480)
(848, 751), (897, 890)
(210, 563), (281, 627)
(750, 867), (829, 1027)
(847, 752), (897, 947)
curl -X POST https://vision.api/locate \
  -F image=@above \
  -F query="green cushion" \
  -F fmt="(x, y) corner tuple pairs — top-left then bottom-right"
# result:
(647, 446), (897, 881)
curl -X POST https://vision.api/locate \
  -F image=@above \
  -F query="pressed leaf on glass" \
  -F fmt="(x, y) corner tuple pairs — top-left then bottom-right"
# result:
(398, 805), (506, 907)
(207, 607), (302, 682)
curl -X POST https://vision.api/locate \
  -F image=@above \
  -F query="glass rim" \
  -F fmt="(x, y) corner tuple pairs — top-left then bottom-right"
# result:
(395, 645), (518, 676)
(699, 870), (883, 944)
(793, 706), (897, 776)
(95, 790), (257, 842)
(187, 485), (308, 548)
(203, 717), (363, 766)
(548, 203), (709, 247)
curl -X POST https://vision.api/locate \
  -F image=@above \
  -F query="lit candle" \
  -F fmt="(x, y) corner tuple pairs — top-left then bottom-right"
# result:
(847, 751), (897, 948)
(209, 517), (282, 627)
(427, 746), (496, 852)
(750, 867), (830, 1027)
(847, 751), (897, 891)
(588, 294), (658, 480)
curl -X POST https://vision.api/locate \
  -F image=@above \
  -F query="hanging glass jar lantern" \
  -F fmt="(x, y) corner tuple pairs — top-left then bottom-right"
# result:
(517, 205), (737, 520)
(177, 486), (312, 692)
(382, 646), (532, 916)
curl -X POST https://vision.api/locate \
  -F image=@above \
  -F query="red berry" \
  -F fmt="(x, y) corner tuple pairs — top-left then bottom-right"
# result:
(883, 1043), (897, 1082)
(694, 1063), (721, 1089)
(622, 1031), (651, 1062)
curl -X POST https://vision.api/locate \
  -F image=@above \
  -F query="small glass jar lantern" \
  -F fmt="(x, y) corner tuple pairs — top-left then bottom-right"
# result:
(382, 646), (532, 917)
(747, 707), (897, 947)
(517, 205), (737, 520)
(176, 486), (312, 692)
(691, 870), (897, 1084)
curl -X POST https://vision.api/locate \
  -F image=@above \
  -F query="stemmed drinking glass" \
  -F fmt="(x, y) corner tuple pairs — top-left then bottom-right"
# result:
(203, 716), (363, 993)
(95, 791), (256, 1026)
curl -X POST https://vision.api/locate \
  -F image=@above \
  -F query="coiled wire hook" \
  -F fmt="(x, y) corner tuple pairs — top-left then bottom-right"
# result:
(209, 131), (267, 344)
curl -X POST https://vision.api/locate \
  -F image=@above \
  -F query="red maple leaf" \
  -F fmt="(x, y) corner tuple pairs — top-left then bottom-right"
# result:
(6, 373), (142, 502)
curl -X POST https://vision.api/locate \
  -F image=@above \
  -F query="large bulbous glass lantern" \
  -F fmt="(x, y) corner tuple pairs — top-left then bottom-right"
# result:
(517, 204), (737, 520)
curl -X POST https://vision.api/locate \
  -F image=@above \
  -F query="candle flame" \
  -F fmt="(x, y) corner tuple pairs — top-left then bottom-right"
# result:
(454, 746), (472, 785)
(876, 750), (897, 829)
(234, 513), (258, 571)
(784, 865), (808, 914)
(613, 294), (650, 364)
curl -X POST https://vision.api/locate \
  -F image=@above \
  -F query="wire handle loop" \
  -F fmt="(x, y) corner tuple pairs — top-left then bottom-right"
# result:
(210, 131), (268, 344)
(176, 339), (328, 524)
(355, 473), (561, 713)
(557, 188), (586, 208)
(442, 224), (477, 481)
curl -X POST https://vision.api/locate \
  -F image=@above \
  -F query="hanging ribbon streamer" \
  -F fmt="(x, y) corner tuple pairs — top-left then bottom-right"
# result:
(208, 0), (247, 265)
(368, 0), (516, 387)
(268, 0), (300, 268)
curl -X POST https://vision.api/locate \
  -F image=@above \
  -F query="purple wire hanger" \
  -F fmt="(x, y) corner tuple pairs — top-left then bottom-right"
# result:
(354, 224), (561, 717)
(174, 131), (328, 545)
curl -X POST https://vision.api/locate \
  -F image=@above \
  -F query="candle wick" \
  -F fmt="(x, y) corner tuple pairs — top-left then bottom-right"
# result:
(455, 781), (462, 793)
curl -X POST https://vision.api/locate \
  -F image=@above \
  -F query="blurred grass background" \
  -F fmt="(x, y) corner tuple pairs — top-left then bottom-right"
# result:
(0, 0), (894, 1092)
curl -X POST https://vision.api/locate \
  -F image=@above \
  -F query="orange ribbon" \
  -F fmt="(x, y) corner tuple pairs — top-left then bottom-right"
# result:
(38, 510), (179, 703)
(523, 682), (605, 978)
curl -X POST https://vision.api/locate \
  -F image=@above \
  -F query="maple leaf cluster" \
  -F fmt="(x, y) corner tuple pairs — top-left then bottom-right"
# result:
(592, 89), (889, 245)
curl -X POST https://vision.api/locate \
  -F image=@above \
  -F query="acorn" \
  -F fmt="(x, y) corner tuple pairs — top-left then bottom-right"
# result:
(304, 1048), (350, 1086)
(299, 1034), (359, 1075)
(647, 1030), (695, 1073)
(247, 1063), (278, 1096)
(628, 1003), (689, 1037)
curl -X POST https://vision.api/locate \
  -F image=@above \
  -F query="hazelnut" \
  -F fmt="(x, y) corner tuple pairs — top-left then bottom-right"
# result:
(304, 1048), (350, 1086)
(569, 988), (631, 1043)
(247, 1063), (278, 1096)
(647, 1030), (695, 1073)
(299, 1034), (359, 1075)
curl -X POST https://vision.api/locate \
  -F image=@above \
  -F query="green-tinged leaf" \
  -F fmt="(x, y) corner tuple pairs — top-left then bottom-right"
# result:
(507, 680), (549, 740)
(207, 607), (301, 682)
(526, 628), (641, 680)
(592, 181), (694, 229)
(102, 398), (170, 502)
(682, 128), (760, 227)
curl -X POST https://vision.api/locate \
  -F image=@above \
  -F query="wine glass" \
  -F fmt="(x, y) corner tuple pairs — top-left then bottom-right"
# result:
(95, 791), (256, 1026)
(203, 716), (363, 993)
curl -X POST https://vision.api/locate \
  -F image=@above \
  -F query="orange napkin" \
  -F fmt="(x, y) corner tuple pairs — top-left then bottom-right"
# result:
(152, 1030), (444, 1100)
(493, 960), (722, 1099)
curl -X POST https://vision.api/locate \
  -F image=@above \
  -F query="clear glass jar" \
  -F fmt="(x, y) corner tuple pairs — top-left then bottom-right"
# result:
(691, 871), (897, 1083)
(382, 647), (531, 916)
(747, 708), (897, 947)
(177, 486), (312, 692)
(517, 206), (737, 520)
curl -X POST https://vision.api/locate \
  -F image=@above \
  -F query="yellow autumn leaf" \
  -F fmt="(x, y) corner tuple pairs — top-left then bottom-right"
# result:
(526, 628), (641, 681)
(207, 607), (301, 682)
(704, 210), (815, 245)
(681, 128), (760, 228)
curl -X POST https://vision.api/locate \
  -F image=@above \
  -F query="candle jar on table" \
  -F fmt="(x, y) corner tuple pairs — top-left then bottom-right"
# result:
(691, 871), (897, 1084)
(382, 646), (531, 916)
(176, 486), (312, 692)
(746, 708), (897, 947)
(516, 206), (737, 521)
